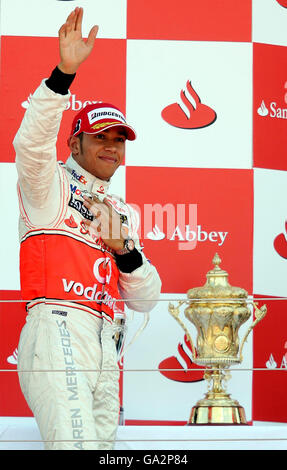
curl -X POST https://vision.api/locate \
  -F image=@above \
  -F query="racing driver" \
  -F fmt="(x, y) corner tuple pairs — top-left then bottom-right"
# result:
(14, 8), (161, 450)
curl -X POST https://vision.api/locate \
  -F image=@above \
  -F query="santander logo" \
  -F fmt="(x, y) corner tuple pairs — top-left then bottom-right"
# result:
(276, 0), (287, 8)
(257, 99), (287, 119)
(65, 214), (78, 229)
(158, 335), (204, 383)
(161, 80), (217, 129)
(274, 221), (287, 259)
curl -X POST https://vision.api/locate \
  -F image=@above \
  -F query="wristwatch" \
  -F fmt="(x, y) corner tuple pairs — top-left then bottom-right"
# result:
(116, 238), (135, 255)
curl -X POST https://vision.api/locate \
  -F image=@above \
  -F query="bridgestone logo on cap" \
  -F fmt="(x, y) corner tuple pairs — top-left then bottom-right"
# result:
(87, 107), (126, 125)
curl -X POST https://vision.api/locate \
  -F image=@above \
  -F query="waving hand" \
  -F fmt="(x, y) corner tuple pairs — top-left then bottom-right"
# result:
(58, 7), (98, 74)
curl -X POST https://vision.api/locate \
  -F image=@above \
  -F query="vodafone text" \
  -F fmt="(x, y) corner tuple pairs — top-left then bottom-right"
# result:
(62, 279), (116, 308)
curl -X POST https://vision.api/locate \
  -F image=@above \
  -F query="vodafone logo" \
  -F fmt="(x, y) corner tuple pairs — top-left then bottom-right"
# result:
(274, 221), (287, 259)
(93, 257), (112, 284)
(62, 258), (115, 306)
(158, 335), (204, 383)
(161, 80), (216, 129)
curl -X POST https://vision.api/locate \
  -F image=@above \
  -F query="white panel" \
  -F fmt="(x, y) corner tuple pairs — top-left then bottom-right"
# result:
(0, 163), (20, 290)
(0, 0), (127, 38)
(253, 0), (287, 46)
(122, 293), (253, 423)
(254, 168), (287, 296)
(109, 164), (126, 201)
(126, 40), (252, 169)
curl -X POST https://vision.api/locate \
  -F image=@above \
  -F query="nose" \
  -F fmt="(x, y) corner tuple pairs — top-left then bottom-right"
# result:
(104, 140), (117, 152)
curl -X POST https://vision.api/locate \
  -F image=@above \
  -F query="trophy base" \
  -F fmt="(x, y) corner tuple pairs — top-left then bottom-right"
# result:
(189, 396), (247, 425)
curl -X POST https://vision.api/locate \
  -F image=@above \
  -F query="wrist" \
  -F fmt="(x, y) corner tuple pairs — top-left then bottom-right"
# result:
(115, 238), (135, 255)
(46, 66), (76, 95)
(114, 246), (143, 273)
(58, 62), (79, 75)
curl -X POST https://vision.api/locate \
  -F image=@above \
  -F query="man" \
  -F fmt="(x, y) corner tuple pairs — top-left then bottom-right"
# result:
(14, 8), (161, 450)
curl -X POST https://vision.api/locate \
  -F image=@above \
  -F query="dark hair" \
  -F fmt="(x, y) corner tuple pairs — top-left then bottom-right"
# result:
(77, 132), (84, 153)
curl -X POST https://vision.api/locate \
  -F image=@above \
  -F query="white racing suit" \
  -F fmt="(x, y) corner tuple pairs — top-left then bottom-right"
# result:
(14, 80), (161, 450)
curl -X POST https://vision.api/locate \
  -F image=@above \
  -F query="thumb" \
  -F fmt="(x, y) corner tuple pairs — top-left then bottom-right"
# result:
(86, 25), (99, 49)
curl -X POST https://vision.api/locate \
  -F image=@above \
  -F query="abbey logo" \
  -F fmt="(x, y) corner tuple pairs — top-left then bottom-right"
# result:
(146, 224), (228, 247)
(161, 80), (217, 129)
(266, 340), (287, 370)
(21, 93), (103, 111)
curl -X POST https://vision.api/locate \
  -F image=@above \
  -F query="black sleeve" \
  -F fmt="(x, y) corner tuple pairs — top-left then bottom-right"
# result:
(45, 66), (76, 95)
(114, 248), (143, 273)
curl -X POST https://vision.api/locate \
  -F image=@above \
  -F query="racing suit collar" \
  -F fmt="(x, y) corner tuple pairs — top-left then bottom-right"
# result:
(65, 154), (111, 196)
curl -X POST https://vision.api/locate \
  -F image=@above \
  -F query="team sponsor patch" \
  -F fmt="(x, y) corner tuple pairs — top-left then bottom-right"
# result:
(73, 118), (81, 135)
(68, 194), (94, 221)
(91, 121), (122, 130)
(71, 169), (87, 185)
(52, 310), (67, 317)
(87, 107), (126, 125)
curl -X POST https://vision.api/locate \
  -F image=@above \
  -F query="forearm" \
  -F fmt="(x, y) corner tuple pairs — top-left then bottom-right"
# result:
(14, 69), (73, 207)
(118, 254), (162, 313)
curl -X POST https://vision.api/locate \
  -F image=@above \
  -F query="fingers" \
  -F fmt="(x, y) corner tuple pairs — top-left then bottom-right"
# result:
(61, 7), (97, 38)
(66, 9), (77, 32)
(87, 25), (99, 48)
(59, 7), (81, 36)
(83, 195), (122, 239)
(83, 196), (102, 216)
(75, 7), (83, 32)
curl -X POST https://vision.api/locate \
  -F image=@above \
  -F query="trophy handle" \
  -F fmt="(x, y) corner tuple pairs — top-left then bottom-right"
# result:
(238, 302), (267, 362)
(168, 301), (197, 359)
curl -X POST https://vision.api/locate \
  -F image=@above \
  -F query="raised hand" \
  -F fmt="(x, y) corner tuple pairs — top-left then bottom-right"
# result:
(83, 195), (128, 252)
(58, 7), (98, 75)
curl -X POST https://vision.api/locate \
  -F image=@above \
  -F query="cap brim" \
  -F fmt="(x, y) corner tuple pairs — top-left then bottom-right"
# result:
(86, 123), (136, 141)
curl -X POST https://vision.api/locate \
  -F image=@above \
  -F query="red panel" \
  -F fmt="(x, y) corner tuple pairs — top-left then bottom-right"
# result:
(253, 43), (287, 171)
(0, 291), (31, 416)
(0, 36), (126, 163)
(253, 295), (287, 422)
(126, 167), (253, 294)
(127, 0), (252, 41)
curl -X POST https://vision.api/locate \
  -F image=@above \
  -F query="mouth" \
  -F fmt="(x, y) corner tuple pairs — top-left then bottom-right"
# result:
(98, 155), (117, 164)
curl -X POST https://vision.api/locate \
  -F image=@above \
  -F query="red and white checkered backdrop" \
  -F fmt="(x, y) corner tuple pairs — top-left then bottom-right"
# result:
(0, 0), (286, 424)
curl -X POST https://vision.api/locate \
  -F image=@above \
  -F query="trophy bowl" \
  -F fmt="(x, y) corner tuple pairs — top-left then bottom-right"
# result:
(168, 253), (266, 425)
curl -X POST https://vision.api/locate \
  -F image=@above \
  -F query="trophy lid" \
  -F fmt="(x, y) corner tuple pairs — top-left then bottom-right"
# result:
(187, 253), (248, 301)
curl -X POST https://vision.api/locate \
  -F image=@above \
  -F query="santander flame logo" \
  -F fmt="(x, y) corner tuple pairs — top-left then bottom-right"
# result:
(274, 221), (287, 259)
(161, 81), (217, 130)
(276, 0), (287, 8)
(158, 334), (204, 383)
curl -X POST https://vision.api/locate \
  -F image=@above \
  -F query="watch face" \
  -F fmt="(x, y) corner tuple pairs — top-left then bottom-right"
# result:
(126, 238), (135, 251)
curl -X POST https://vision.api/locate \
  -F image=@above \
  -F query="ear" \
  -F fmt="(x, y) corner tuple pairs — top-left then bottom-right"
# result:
(68, 135), (81, 156)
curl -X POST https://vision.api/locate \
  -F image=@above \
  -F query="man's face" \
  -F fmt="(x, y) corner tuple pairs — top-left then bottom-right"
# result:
(70, 127), (126, 181)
